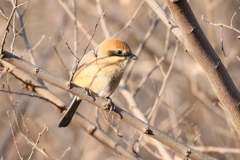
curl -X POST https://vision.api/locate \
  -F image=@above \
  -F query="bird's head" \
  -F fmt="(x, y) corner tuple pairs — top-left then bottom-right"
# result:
(96, 38), (138, 61)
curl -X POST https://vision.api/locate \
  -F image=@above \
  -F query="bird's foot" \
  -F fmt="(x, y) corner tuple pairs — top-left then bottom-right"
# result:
(104, 97), (115, 112)
(84, 87), (95, 101)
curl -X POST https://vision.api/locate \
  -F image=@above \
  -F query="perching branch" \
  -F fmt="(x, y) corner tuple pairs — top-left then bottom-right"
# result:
(1, 50), (216, 160)
(0, 60), (138, 160)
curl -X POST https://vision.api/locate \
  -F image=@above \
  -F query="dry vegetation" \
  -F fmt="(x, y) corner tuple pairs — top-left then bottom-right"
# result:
(0, 0), (240, 159)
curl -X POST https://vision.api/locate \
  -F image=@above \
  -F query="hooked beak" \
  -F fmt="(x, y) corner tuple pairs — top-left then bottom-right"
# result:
(130, 53), (138, 60)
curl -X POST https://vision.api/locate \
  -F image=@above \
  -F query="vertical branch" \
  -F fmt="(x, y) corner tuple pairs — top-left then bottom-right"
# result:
(10, 8), (16, 53)
(96, 0), (110, 38)
(124, 18), (159, 82)
(10, 0), (44, 85)
(58, 0), (98, 47)
(230, 7), (240, 27)
(113, 0), (145, 38)
(83, 11), (106, 55)
(164, 0), (240, 134)
(1, 0), (18, 55)
(71, 0), (79, 74)
(147, 40), (179, 123)
(28, 126), (48, 160)
(66, 0), (80, 97)
(7, 111), (24, 160)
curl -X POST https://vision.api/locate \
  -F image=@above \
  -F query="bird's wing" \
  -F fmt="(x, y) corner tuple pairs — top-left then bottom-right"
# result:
(73, 48), (99, 79)
(79, 48), (98, 66)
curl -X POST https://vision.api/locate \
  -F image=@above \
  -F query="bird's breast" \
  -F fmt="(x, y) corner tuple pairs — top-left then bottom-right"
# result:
(73, 57), (128, 97)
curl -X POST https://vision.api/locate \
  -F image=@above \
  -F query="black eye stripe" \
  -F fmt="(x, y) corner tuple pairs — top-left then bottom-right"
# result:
(108, 50), (131, 57)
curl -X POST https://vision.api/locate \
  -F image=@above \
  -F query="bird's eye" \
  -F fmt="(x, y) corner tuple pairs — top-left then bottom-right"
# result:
(116, 50), (123, 55)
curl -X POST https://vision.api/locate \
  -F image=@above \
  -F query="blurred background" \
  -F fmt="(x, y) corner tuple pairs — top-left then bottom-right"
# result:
(0, 0), (240, 159)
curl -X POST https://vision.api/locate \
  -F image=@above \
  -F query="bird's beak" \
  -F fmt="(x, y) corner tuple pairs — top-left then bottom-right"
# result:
(130, 53), (138, 60)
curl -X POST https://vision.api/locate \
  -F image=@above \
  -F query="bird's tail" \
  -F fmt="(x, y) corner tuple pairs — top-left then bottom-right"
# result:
(58, 96), (82, 127)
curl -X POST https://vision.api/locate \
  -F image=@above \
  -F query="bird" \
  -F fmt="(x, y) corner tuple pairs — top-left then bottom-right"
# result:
(58, 38), (137, 127)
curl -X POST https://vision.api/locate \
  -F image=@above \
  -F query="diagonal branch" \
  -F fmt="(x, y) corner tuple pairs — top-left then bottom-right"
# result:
(145, 0), (240, 135)
(163, 0), (240, 134)
(1, 50), (216, 160)
(0, 59), (137, 160)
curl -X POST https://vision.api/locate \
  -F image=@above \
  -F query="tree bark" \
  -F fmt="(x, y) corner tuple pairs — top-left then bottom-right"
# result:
(163, 0), (240, 133)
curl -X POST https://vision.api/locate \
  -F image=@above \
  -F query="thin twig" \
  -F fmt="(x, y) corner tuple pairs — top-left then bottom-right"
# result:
(193, 146), (240, 154)
(237, 56), (240, 62)
(164, 27), (171, 53)
(32, 35), (45, 50)
(113, 0), (145, 38)
(28, 126), (48, 160)
(124, 17), (159, 82)
(10, 0), (34, 63)
(17, 123), (53, 159)
(0, 7), (8, 19)
(4, 79), (52, 160)
(166, 104), (196, 134)
(1, 0), (18, 55)
(58, 147), (72, 160)
(99, 110), (133, 149)
(71, 0), (78, 71)
(0, 89), (60, 107)
(133, 54), (166, 97)
(202, 15), (240, 34)
(67, 0), (80, 93)
(10, 0), (43, 85)
(148, 40), (179, 122)
(17, 103), (31, 140)
(15, 21), (28, 36)
(10, 8), (16, 53)
(230, 7), (240, 27)
(61, 31), (79, 60)
(95, 108), (102, 129)
(219, 25), (227, 67)
(7, 111), (24, 160)
(83, 11), (106, 55)
(6, 71), (23, 160)
(10, 21), (29, 53)
(96, 0), (110, 38)
(52, 43), (70, 73)
(10, 99), (53, 159)
(58, 0), (97, 47)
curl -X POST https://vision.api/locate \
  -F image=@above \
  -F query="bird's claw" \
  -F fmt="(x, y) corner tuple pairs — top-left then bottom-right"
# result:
(84, 87), (95, 101)
(104, 97), (115, 112)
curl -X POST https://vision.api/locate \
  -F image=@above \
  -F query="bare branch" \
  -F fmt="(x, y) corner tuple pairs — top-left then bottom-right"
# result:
(58, 0), (97, 47)
(202, 15), (240, 34)
(1, 50), (216, 160)
(163, 0), (240, 135)
(96, 0), (110, 38)
(230, 7), (240, 27)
